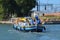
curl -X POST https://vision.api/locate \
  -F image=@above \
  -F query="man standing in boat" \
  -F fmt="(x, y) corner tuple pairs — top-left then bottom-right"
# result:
(35, 15), (46, 32)
(34, 15), (42, 31)
(35, 15), (42, 25)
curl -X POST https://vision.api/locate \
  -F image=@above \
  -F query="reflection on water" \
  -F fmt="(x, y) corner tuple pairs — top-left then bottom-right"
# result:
(0, 24), (60, 40)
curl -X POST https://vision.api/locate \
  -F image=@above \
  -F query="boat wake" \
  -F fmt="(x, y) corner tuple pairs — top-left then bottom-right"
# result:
(8, 29), (20, 33)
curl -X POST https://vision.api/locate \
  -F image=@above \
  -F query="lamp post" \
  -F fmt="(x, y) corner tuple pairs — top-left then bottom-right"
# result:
(36, 0), (40, 11)
(37, 1), (39, 11)
(45, 0), (48, 10)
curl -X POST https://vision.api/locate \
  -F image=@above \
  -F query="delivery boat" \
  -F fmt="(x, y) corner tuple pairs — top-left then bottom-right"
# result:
(13, 17), (46, 32)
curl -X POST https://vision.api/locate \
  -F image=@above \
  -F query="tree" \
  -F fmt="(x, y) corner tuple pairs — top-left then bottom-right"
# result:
(2, 0), (37, 20)
(2, 0), (17, 20)
(15, 0), (37, 17)
(0, 0), (4, 20)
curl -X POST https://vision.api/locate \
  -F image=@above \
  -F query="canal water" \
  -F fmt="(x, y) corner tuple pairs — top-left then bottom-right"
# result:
(0, 24), (60, 40)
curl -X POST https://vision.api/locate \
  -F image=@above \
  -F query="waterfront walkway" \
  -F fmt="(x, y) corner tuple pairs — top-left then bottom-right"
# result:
(0, 21), (12, 24)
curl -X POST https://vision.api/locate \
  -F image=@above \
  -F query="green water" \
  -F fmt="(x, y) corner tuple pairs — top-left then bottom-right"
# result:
(0, 24), (60, 40)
